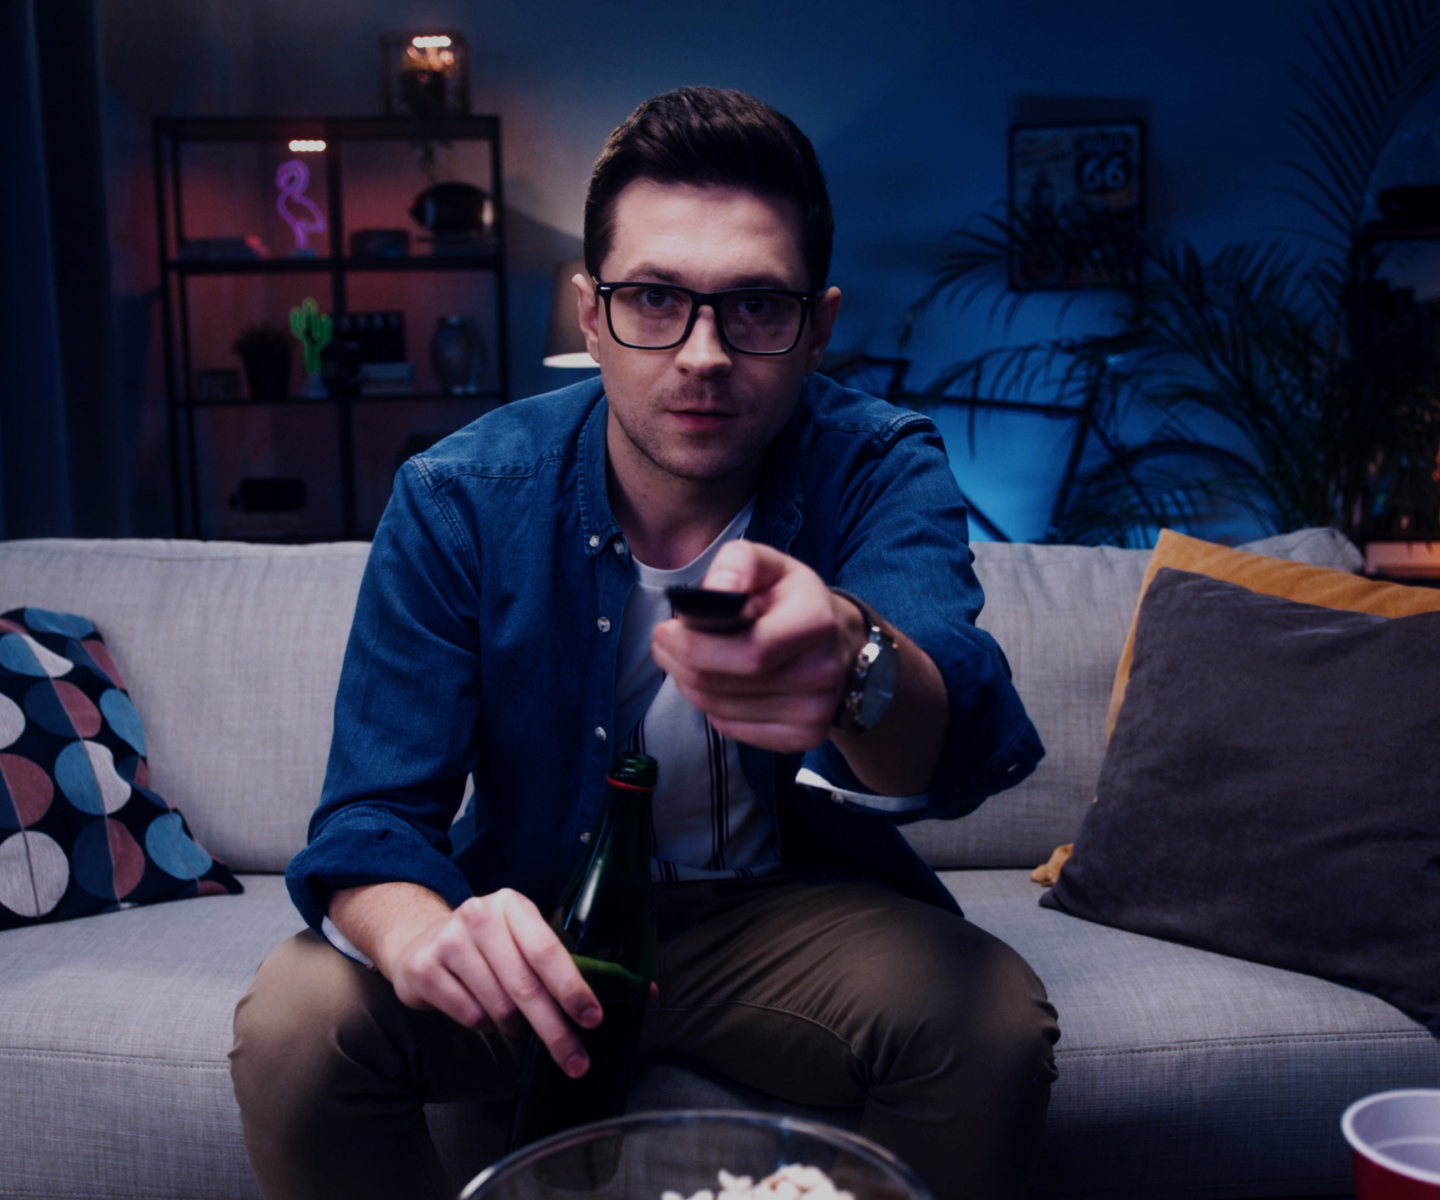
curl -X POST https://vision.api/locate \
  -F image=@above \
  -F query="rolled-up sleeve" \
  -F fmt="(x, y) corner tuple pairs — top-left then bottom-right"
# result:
(798, 417), (1043, 824)
(285, 460), (483, 933)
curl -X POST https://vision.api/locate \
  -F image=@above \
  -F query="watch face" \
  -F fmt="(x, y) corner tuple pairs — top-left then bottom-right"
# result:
(859, 640), (899, 727)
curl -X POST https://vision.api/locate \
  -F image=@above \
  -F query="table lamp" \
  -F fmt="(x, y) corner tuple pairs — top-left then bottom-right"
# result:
(543, 258), (599, 368)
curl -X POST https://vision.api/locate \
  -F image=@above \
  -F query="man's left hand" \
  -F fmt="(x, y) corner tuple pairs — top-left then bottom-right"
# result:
(650, 541), (866, 754)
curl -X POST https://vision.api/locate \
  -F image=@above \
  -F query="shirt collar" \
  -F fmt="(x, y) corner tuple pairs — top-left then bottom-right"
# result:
(575, 377), (811, 558)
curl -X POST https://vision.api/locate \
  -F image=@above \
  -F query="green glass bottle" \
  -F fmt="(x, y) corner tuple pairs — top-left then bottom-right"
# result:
(508, 752), (658, 1151)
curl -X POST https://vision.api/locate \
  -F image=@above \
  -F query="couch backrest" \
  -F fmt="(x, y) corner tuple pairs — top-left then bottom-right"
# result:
(0, 538), (1158, 875)
(0, 538), (369, 873)
(1, 530), (1355, 877)
(900, 542), (1151, 869)
(898, 527), (1363, 868)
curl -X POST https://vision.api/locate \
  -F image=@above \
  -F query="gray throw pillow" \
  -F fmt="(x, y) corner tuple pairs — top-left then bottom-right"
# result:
(1042, 568), (1440, 1033)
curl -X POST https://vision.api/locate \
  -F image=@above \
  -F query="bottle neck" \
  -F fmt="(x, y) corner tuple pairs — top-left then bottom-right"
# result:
(563, 779), (653, 929)
(594, 777), (653, 871)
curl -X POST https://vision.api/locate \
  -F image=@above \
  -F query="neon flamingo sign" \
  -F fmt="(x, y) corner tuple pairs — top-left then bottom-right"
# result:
(275, 158), (326, 254)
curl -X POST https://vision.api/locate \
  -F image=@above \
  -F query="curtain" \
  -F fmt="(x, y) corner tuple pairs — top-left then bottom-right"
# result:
(0, 0), (124, 539)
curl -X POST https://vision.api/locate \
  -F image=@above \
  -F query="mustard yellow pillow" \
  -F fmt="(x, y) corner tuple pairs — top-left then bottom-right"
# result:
(1106, 529), (1440, 737)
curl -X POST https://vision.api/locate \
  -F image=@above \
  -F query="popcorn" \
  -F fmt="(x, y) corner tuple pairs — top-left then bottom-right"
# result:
(668, 1164), (854, 1200)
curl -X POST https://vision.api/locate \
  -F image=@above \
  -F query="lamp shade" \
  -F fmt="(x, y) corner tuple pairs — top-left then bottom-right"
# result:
(543, 258), (598, 368)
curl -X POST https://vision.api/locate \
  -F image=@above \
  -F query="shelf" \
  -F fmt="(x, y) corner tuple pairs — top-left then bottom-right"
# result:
(1364, 540), (1440, 581)
(167, 252), (500, 275)
(154, 115), (501, 142)
(157, 112), (511, 541)
(178, 393), (504, 409)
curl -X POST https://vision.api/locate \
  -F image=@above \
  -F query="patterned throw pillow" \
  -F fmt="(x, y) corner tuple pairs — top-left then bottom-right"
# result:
(0, 607), (241, 929)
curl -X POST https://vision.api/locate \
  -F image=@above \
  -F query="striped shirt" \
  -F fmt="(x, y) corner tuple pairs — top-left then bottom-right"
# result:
(613, 500), (782, 882)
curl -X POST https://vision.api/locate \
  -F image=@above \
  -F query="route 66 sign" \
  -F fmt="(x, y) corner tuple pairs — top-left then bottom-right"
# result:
(1009, 122), (1145, 290)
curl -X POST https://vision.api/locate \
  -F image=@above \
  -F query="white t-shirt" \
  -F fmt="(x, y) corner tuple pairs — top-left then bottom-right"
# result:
(613, 500), (782, 882)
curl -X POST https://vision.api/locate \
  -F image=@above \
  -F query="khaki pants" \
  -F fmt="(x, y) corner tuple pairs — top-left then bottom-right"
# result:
(230, 878), (1059, 1200)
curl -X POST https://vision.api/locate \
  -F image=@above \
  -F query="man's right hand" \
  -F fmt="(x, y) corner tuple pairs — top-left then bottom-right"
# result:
(328, 882), (601, 1078)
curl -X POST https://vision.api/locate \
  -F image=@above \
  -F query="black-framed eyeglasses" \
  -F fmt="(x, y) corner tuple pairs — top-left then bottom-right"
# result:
(594, 281), (816, 356)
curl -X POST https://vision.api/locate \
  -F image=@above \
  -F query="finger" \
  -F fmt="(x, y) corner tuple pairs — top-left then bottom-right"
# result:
(653, 619), (820, 682)
(392, 924), (508, 1030)
(654, 634), (844, 699)
(703, 540), (791, 595)
(461, 898), (592, 1076)
(661, 646), (846, 696)
(702, 540), (758, 593)
(430, 925), (527, 1036)
(500, 893), (602, 1028)
(417, 961), (505, 1034)
(655, 588), (846, 679)
(706, 714), (832, 754)
(672, 682), (838, 730)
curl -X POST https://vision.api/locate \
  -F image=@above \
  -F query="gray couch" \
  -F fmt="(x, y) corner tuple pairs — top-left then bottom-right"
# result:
(0, 533), (1435, 1200)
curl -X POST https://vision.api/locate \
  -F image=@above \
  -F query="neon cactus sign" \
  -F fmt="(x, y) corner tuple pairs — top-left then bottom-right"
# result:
(289, 297), (333, 397)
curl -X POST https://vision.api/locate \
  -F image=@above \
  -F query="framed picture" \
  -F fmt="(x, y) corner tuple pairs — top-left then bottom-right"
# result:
(1008, 122), (1145, 291)
(378, 32), (470, 119)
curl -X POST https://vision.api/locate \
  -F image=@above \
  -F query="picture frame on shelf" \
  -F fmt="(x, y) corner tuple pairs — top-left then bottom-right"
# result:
(1008, 121), (1144, 291)
(378, 32), (470, 119)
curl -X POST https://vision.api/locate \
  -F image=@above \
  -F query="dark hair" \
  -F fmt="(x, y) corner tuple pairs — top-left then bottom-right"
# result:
(584, 87), (833, 290)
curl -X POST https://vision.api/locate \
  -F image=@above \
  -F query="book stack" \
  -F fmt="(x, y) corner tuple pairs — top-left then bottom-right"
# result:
(358, 362), (416, 396)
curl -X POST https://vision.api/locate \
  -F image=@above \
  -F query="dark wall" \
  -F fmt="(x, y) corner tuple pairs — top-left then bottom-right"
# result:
(99, 0), (1329, 539)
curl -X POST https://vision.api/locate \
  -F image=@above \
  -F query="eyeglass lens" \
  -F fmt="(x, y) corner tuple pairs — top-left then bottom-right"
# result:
(608, 286), (804, 353)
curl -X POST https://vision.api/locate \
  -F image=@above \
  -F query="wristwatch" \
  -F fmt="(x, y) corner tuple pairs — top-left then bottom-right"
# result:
(830, 589), (900, 732)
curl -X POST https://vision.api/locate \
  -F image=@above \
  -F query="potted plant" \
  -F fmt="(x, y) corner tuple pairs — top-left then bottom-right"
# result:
(903, 0), (1440, 550)
(232, 323), (293, 402)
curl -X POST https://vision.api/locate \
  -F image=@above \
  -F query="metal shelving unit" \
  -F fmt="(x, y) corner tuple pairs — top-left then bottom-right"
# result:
(154, 115), (510, 540)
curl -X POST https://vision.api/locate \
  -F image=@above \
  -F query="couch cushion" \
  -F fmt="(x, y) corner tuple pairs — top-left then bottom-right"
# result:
(902, 542), (1151, 868)
(0, 874), (303, 1199)
(0, 540), (371, 873)
(2, 871), (1432, 1200)
(905, 531), (1366, 871)
(950, 869), (1440, 1199)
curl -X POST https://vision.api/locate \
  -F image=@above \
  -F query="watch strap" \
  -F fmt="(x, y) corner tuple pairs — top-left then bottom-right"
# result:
(830, 588), (895, 731)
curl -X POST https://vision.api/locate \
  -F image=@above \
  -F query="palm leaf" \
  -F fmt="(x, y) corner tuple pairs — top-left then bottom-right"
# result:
(1287, 0), (1440, 245)
(903, 0), (1440, 547)
(1048, 440), (1276, 548)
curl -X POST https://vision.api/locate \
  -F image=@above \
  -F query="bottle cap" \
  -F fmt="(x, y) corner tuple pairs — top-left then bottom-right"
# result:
(608, 752), (658, 790)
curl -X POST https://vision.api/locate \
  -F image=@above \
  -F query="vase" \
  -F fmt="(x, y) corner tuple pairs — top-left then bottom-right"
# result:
(431, 316), (486, 395)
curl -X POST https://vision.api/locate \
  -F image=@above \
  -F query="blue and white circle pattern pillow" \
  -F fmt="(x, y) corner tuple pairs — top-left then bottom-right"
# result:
(0, 606), (241, 928)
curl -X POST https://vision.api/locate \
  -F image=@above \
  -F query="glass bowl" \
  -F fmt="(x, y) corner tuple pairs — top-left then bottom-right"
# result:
(460, 1110), (932, 1200)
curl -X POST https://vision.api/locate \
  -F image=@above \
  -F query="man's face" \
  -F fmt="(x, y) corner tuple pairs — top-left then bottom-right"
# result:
(577, 180), (840, 489)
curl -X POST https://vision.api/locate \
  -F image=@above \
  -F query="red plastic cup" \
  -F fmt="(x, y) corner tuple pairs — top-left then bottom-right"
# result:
(1343, 1090), (1440, 1200)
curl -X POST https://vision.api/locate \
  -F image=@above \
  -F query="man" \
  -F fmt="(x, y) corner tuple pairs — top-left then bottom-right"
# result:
(231, 87), (1059, 1200)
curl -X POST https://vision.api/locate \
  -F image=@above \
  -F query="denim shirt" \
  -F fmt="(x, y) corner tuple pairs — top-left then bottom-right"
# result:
(286, 374), (1043, 932)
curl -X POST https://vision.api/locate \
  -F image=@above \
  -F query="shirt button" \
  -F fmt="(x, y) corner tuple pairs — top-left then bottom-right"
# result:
(597, 616), (611, 633)
(612, 539), (625, 555)
(589, 534), (600, 548)
(594, 726), (607, 741)
(579, 831), (592, 843)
